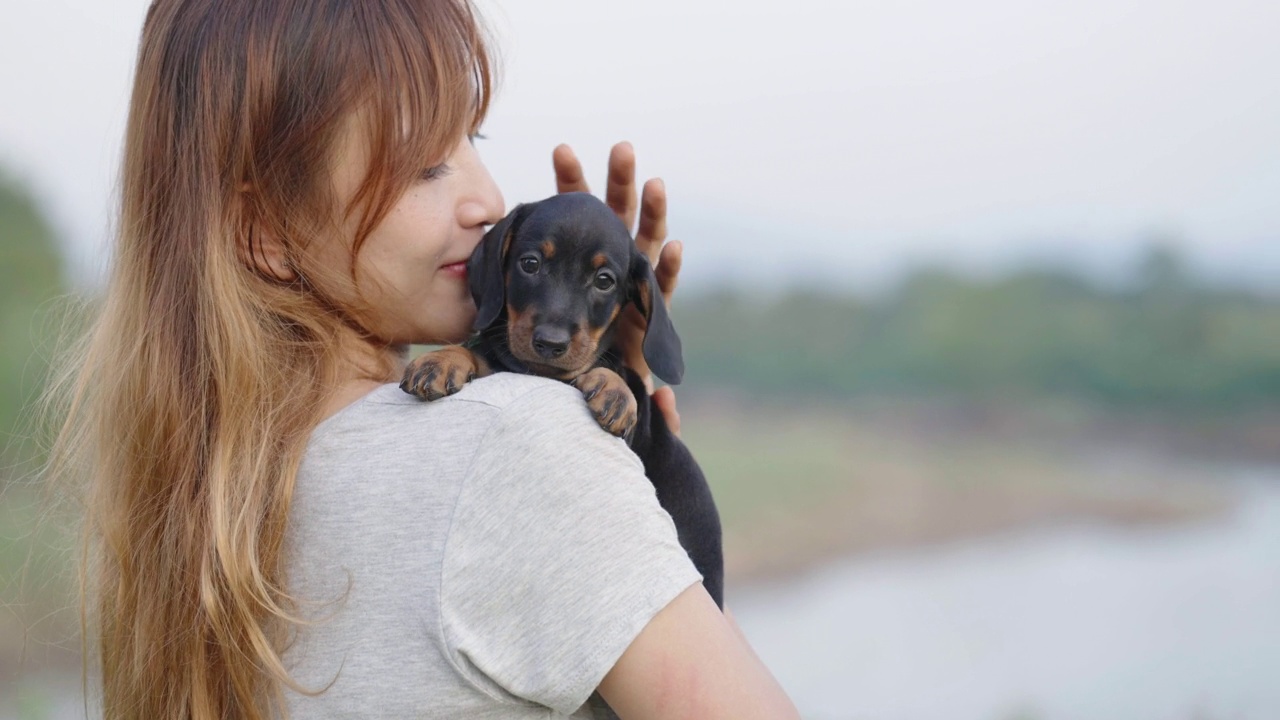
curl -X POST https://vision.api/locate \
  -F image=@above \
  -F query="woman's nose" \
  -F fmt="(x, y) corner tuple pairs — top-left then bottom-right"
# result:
(457, 142), (505, 229)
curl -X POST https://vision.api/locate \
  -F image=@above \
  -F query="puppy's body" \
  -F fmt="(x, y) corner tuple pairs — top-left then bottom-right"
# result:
(618, 368), (724, 607)
(402, 192), (724, 608)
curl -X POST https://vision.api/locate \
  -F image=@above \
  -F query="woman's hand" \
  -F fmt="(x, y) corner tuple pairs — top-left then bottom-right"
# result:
(551, 142), (683, 394)
(651, 386), (680, 437)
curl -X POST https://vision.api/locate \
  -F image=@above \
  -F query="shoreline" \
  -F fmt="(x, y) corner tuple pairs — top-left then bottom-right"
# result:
(723, 476), (1234, 587)
(680, 399), (1246, 588)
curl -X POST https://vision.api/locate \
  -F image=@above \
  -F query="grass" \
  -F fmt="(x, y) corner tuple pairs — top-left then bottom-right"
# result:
(681, 399), (1230, 581)
(0, 484), (79, 695)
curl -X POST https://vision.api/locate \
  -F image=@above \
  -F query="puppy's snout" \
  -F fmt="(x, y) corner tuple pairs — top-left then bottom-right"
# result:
(532, 326), (571, 359)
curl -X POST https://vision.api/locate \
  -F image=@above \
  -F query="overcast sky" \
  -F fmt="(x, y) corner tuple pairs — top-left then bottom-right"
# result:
(1, 0), (1277, 293)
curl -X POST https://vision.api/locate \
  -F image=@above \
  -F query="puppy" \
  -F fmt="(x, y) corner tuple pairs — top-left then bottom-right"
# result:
(400, 192), (724, 609)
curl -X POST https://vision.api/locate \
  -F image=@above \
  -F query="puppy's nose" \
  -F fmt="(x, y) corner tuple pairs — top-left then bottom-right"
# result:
(532, 326), (570, 359)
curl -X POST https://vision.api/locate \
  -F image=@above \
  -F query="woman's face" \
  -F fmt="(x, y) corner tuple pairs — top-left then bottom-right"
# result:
(314, 121), (505, 347)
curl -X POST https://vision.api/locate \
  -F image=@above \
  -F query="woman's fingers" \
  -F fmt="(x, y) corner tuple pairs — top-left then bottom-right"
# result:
(651, 386), (681, 437)
(553, 144), (589, 194)
(605, 142), (638, 229)
(555, 144), (664, 263)
(635, 178), (668, 268)
(656, 239), (682, 307)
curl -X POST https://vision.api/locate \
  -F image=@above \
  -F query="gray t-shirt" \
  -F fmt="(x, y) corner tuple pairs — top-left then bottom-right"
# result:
(282, 373), (702, 718)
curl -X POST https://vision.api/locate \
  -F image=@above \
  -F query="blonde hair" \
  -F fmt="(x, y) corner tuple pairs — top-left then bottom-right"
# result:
(47, 1), (492, 717)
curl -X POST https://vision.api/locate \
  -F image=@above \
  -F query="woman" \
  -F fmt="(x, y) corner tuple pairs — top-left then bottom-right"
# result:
(53, 0), (798, 717)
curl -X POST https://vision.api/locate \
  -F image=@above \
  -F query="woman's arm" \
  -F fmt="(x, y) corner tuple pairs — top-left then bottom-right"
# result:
(554, 146), (795, 716)
(599, 583), (801, 720)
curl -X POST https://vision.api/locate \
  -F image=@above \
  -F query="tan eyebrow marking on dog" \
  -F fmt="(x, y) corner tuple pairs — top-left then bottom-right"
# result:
(592, 253), (609, 269)
(541, 240), (556, 259)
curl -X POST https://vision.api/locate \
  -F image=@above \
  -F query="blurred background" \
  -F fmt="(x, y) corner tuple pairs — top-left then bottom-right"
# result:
(1, 0), (1277, 718)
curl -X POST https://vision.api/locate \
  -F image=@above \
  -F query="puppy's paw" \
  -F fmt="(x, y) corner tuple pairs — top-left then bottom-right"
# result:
(400, 346), (478, 401)
(572, 368), (638, 438)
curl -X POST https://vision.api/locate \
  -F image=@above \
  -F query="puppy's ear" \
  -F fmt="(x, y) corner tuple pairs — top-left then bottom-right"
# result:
(469, 203), (531, 332)
(628, 248), (684, 385)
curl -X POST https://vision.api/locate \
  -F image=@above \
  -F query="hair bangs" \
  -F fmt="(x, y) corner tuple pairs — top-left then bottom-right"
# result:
(346, 0), (496, 250)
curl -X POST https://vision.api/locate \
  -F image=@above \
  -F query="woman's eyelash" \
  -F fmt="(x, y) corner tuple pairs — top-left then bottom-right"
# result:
(420, 163), (452, 181)
(421, 133), (484, 180)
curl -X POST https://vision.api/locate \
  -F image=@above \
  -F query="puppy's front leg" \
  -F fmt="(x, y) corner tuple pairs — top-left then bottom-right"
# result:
(572, 368), (638, 438)
(400, 345), (490, 401)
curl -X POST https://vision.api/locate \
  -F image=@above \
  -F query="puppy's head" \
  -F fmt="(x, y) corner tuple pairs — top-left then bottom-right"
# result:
(468, 192), (683, 384)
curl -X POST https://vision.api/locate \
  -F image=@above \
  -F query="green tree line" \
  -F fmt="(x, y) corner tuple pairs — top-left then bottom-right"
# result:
(1, 166), (1277, 473)
(0, 172), (64, 474)
(676, 248), (1280, 411)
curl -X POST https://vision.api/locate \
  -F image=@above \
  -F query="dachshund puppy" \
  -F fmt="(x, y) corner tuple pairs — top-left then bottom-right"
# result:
(400, 192), (724, 609)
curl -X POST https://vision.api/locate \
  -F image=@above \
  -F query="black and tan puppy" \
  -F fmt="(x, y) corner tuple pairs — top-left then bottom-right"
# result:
(400, 192), (724, 609)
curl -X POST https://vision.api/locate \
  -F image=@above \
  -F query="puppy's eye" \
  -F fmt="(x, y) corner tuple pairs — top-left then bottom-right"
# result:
(519, 256), (540, 274)
(593, 272), (616, 291)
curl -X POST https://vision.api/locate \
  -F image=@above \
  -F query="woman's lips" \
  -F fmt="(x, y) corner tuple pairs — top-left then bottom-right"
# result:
(441, 261), (468, 279)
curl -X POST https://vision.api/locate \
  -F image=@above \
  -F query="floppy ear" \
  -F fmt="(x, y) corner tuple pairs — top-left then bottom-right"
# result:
(468, 203), (531, 332)
(628, 248), (685, 385)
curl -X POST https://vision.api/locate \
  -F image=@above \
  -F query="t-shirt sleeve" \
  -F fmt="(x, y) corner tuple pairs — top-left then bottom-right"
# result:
(438, 381), (702, 714)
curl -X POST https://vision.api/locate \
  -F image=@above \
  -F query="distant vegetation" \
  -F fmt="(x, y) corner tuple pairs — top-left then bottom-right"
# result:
(1, 167), (1278, 466)
(0, 169), (75, 692)
(0, 172), (64, 473)
(676, 246), (1280, 411)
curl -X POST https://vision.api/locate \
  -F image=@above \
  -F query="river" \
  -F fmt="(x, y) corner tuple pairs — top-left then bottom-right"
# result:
(730, 467), (1280, 720)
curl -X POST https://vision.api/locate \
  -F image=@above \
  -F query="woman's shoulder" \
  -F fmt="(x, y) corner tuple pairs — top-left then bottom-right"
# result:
(448, 371), (584, 411)
(313, 372), (589, 438)
(302, 371), (637, 514)
(455, 372), (631, 460)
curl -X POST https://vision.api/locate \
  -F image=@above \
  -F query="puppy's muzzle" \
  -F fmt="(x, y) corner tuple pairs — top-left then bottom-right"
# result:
(532, 325), (571, 360)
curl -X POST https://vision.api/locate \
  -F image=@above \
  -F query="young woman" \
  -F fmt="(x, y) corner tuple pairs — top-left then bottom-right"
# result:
(52, 1), (799, 718)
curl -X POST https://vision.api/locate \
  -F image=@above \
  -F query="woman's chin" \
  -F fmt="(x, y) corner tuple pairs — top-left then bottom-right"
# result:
(404, 299), (474, 344)
(421, 315), (475, 346)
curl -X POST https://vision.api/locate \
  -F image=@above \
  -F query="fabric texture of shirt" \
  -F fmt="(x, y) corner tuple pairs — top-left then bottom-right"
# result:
(281, 373), (702, 718)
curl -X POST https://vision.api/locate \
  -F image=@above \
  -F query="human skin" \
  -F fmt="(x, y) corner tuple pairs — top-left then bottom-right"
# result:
(268, 120), (798, 718)
(273, 129), (684, 421)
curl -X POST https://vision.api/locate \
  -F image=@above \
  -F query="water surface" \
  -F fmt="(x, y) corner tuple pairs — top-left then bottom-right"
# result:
(732, 469), (1280, 720)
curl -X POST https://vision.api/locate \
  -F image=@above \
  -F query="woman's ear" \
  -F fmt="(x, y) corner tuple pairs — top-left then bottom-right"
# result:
(235, 186), (297, 282)
(628, 248), (684, 385)
(238, 223), (298, 283)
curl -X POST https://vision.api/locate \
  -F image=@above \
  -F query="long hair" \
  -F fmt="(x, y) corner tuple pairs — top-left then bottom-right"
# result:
(46, 1), (493, 717)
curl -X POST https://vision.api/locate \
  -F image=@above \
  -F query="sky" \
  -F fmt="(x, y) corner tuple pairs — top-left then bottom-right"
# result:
(1, 0), (1277, 294)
